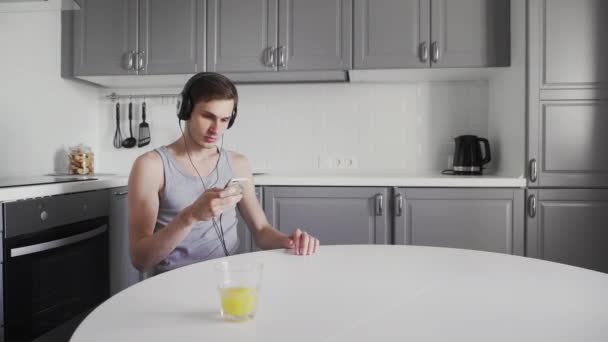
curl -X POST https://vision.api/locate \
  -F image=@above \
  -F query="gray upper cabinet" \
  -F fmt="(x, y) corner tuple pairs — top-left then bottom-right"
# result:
(529, 0), (608, 95)
(354, 0), (429, 69)
(138, 0), (202, 74)
(73, 0), (137, 76)
(394, 188), (524, 255)
(264, 187), (391, 245)
(73, 0), (205, 76)
(526, 189), (608, 274)
(430, 0), (510, 68)
(108, 187), (141, 296)
(207, 0), (352, 73)
(207, 0), (277, 72)
(528, 100), (608, 188)
(353, 0), (509, 69)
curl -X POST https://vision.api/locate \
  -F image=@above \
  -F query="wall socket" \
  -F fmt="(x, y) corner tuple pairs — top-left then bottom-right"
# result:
(318, 155), (358, 169)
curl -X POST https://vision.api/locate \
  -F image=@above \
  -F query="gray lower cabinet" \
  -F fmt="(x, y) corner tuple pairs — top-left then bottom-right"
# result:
(528, 100), (608, 188)
(526, 189), (608, 274)
(235, 186), (263, 254)
(264, 186), (390, 245)
(394, 188), (525, 255)
(109, 187), (141, 296)
(73, 0), (205, 76)
(207, 0), (352, 73)
(353, 0), (509, 69)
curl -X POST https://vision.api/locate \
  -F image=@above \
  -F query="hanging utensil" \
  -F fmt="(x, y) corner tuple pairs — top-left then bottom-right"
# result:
(138, 99), (151, 147)
(113, 102), (123, 149)
(121, 98), (137, 148)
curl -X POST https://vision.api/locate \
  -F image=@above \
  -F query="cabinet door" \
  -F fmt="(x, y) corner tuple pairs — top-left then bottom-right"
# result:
(235, 186), (263, 254)
(207, 0), (278, 72)
(264, 187), (390, 245)
(530, 0), (608, 90)
(528, 100), (608, 188)
(395, 188), (524, 255)
(353, 0), (430, 69)
(430, 0), (510, 67)
(73, 0), (137, 76)
(526, 189), (608, 274)
(138, 0), (203, 74)
(109, 187), (141, 296)
(277, 0), (352, 71)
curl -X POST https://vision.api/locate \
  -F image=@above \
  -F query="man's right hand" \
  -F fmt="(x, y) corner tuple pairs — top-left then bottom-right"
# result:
(185, 187), (243, 222)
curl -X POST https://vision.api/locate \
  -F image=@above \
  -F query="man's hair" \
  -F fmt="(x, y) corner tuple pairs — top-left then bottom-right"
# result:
(188, 72), (238, 108)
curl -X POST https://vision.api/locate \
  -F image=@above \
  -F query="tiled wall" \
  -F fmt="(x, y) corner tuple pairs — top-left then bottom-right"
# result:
(97, 81), (489, 175)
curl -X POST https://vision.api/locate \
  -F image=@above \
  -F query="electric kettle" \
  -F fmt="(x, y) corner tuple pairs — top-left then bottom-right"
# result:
(446, 135), (491, 175)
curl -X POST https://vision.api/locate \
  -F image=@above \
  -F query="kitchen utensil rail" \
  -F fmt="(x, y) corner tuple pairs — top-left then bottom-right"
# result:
(106, 92), (179, 101)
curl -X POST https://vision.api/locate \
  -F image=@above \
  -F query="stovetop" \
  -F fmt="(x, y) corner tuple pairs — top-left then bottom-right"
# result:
(0, 176), (98, 189)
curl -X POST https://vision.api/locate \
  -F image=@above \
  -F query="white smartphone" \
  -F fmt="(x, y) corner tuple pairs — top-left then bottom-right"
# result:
(224, 177), (249, 195)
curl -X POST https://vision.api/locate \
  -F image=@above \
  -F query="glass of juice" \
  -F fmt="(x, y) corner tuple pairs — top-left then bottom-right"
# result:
(215, 260), (263, 322)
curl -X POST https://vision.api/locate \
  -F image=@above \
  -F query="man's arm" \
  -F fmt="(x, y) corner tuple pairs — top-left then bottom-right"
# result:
(231, 152), (319, 255)
(128, 152), (197, 272)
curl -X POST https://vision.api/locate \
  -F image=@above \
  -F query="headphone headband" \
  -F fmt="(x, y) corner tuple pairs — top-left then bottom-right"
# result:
(177, 72), (238, 129)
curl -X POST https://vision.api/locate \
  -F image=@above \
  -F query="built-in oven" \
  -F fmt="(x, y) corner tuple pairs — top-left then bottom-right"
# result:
(2, 189), (110, 342)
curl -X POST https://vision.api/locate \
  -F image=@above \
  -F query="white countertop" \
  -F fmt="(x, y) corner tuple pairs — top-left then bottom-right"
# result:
(0, 173), (525, 202)
(71, 245), (608, 342)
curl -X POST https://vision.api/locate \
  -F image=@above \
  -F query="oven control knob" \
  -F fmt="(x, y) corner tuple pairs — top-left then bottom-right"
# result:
(40, 210), (48, 221)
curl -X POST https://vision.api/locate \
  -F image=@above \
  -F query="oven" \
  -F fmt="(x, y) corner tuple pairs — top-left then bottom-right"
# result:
(2, 189), (110, 342)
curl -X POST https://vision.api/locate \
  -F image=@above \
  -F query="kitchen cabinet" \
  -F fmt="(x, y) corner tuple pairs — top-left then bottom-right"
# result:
(109, 187), (141, 296)
(528, 0), (608, 97)
(394, 188), (525, 255)
(263, 186), (391, 245)
(234, 186), (263, 254)
(73, 0), (205, 76)
(527, 100), (608, 188)
(206, 0), (352, 73)
(353, 0), (510, 69)
(526, 189), (608, 274)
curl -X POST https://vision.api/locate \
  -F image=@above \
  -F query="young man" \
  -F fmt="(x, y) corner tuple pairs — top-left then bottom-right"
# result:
(128, 72), (319, 274)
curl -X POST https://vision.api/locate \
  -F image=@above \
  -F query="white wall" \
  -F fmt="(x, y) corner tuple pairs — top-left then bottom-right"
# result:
(97, 81), (489, 175)
(0, 7), (101, 177)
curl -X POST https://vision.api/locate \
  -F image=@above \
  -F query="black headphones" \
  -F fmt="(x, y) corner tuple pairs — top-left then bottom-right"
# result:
(176, 72), (238, 129)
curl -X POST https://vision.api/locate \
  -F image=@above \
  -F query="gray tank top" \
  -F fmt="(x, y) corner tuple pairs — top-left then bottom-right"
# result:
(154, 146), (239, 274)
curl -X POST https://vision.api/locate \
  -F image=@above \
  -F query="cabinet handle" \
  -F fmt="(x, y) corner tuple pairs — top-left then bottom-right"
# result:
(418, 42), (428, 63)
(278, 46), (286, 68)
(375, 194), (383, 216)
(136, 51), (146, 71)
(529, 159), (537, 183)
(431, 41), (440, 63)
(528, 194), (537, 218)
(394, 193), (403, 217)
(265, 46), (276, 67)
(114, 191), (128, 196)
(123, 50), (136, 70)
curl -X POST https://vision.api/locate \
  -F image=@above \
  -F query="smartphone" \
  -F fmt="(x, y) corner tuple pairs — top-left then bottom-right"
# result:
(224, 177), (249, 195)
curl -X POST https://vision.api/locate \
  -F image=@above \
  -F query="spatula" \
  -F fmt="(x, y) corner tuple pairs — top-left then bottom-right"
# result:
(138, 100), (151, 147)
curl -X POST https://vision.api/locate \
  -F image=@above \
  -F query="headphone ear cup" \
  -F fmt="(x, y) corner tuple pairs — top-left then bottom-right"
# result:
(177, 95), (191, 120)
(227, 110), (237, 129)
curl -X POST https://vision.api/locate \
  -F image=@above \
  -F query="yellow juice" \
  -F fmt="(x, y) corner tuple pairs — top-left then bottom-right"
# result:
(220, 287), (257, 319)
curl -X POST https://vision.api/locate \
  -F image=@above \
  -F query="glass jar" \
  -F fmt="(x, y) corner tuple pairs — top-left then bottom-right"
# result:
(68, 144), (95, 175)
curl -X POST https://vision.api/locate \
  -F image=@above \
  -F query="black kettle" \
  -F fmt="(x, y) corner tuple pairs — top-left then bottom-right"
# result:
(444, 135), (491, 175)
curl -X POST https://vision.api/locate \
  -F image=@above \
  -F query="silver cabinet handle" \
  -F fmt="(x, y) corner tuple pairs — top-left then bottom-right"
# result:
(394, 193), (403, 217)
(375, 193), (384, 216)
(278, 46), (286, 68)
(114, 190), (128, 196)
(123, 50), (136, 70)
(10, 225), (107, 257)
(419, 42), (428, 63)
(529, 159), (537, 183)
(265, 46), (276, 67)
(431, 41), (440, 63)
(528, 194), (537, 218)
(136, 51), (146, 71)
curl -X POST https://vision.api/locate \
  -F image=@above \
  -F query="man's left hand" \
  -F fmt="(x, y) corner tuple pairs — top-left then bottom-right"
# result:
(283, 228), (319, 255)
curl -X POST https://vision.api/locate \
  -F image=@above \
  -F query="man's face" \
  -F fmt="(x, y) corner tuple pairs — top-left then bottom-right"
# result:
(187, 99), (235, 148)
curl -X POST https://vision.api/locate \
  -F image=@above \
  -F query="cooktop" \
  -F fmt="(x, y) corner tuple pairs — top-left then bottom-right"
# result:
(0, 176), (98, 189)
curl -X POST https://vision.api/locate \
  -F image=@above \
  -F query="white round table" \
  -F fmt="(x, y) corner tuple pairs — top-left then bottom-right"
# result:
(71, 245), (608, 342)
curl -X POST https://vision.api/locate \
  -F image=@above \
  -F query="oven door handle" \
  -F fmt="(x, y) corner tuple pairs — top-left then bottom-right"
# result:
(10, 225), (107, 257)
